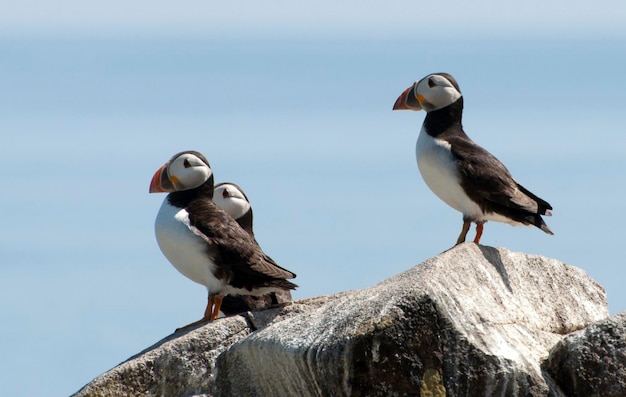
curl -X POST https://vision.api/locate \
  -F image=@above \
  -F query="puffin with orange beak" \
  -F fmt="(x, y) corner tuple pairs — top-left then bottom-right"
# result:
(393, 73), (553, 245)
(149, 150), (297, 330)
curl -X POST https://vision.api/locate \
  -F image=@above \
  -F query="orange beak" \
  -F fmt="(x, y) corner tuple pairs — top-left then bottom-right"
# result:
(149, 164), (175, 193)
(392, 85), (422, 111)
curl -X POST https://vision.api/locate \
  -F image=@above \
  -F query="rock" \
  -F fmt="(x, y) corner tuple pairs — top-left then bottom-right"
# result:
(215, 244), (607, 397)
(72, 316), (252, 397)
(543, 311), (626, 397)
(72, 244), (608, 397)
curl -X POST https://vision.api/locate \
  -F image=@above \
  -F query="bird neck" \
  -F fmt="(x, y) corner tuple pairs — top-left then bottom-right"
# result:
(423, 97), (463, 137)
(167, 176), (215, 208)
(237, 209), (254, 236)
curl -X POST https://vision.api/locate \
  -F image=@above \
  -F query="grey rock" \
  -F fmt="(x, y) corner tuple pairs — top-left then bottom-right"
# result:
(216, 244), (607, 397)
(73, 244), (608, 397)
(73, 316), (252, 397)
(544, 311), (626, 397)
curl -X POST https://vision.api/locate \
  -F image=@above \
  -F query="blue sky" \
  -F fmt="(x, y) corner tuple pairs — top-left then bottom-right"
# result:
(1, 2), (625, 396)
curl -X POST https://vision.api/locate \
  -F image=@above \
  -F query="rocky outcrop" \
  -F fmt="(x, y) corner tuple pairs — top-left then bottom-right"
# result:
(73, 244), (609, 397)
(544, 311), (626, 397)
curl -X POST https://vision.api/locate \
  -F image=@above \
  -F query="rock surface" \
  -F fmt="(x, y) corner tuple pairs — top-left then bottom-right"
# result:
(73, 244), (609, 397)
(544, 311), (626, 397)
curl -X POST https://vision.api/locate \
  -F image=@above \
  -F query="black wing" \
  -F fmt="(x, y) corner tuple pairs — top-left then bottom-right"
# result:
(185, 198), (297, 289)
(445, 130), (553, 231)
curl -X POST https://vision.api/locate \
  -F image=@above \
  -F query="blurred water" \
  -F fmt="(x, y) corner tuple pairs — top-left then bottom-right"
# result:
(0, 34), (625, 396)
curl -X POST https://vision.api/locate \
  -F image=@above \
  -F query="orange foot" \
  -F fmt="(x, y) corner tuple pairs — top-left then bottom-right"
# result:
(175, 294), (224, 332)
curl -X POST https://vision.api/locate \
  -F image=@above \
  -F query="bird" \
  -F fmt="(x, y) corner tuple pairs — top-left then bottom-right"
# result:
(212, 182), (293, 315)
(392, 72), (553, 245)
(213, 183), (254, 237)
(149, 150), (297, 330)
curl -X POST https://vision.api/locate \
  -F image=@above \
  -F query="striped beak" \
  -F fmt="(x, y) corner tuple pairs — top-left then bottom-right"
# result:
(149, 163), (176, 193)
(392, 84), (422, 111)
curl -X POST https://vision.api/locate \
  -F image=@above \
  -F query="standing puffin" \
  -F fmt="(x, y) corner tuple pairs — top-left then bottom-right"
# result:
(213, 183), (254, 237)
(212, 182), (293, 315)
(393, 73), (553, 245)
(149, 151), (297, 329)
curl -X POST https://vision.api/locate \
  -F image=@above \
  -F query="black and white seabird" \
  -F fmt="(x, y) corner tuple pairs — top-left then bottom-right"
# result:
(393, 73), (553, 245)
(213, 183), (254, 237)
(149, 151), (297, 329)
(212, 182), (293, 315)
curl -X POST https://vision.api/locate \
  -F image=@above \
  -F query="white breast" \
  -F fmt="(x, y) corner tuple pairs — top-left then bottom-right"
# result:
(415, 126), (483, 220)
(154, 199), (223, 293)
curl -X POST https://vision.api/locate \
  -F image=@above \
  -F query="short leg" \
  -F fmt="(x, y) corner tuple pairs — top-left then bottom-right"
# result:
(204, 295), (215, 319)
(210, 295), (224, 320)
(456, 220), (471, 245)
(175, 295), (216, 332)
(473, 223), (484, 244)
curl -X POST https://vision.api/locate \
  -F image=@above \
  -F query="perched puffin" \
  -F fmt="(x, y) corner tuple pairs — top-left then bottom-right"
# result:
(149, 151), (297, 329)
(212, 182), (292, 315)
(213, 183), (254, 237)
(393, 73), (553, 245)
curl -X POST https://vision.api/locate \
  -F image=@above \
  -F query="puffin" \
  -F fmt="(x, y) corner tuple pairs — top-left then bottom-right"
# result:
(392, 73), (553, 245)
(213, 183), (254, 237)
(212, 182), (293, 315)
(149, 150), (297, 329)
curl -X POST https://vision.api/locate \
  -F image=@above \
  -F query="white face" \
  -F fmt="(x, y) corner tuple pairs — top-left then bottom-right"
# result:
(415, 74), (462, 112)
(213, 183), (250, 220)
(168, 152), (212, 190)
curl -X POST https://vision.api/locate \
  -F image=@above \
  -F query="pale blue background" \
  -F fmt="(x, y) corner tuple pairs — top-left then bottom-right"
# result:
(1, 1), (625, 395)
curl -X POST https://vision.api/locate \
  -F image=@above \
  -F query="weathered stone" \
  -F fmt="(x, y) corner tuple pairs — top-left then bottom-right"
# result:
(73, 244), (609, 397)
(544, 311), (626, 397)
(72, 316), (252, 397)
(215, 244), (607, 396)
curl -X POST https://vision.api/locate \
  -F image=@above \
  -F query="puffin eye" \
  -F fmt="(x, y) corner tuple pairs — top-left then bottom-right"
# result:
(183, 158), (191, 168)
(428, 77), (437, 88)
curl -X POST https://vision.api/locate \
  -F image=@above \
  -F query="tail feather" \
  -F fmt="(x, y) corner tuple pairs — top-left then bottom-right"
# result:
(517, 183), (553, 215)
(532, 213), (553, 235)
